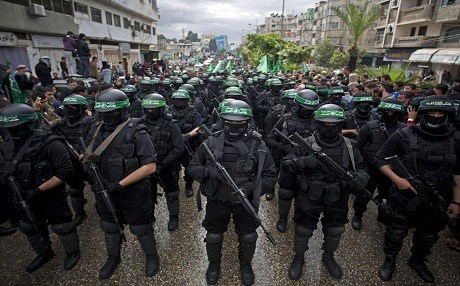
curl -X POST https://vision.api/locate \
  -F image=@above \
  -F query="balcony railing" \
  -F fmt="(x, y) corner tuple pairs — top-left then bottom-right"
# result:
(393, 36), (438, 47)
(398, 4), (434, 24)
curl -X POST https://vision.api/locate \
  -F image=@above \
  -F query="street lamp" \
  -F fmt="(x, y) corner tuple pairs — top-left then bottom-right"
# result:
(280, 0), (285, 42)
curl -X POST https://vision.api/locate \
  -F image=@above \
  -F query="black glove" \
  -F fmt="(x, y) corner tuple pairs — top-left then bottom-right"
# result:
(349, 172), (368, 192)
(24, 188), (41, 201)
(205, 167), (222, 181)
(297, 155), (318, 170)
(105, 182), (124, 193)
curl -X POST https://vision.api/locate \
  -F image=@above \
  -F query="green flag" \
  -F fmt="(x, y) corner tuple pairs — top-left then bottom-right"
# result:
(213, 60), (223, 73)
(257, 55), (270, 73)
(273, 57), (282, 73)
(192, 56), (200, 65)
(226, 60), (233, 73)
(9, 74), (27, 103)
(207, 63), (214, 72)
(302, 63), (309, 73)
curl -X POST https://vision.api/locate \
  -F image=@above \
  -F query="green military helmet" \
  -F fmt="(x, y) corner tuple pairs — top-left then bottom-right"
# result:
(314, 103), (346, 123)
(63, 94), (89, 107)
(214, 76), (224, 83)
(270, 78), (283, 91)
(220, 99), (253, 121)
(188, 77), (200, 87)
(258, 74), (268, 82)
(171, 89), (190, 99)
(418, 95), (456, 117)
(140, 79), (153, 85)
(174, 77), (184, 84)
(121, 85), (138, 95)
(353, 93), (374, 104)
(179, 84), (196, 97)
(218, 98), (235, 112)
(295, 89), (320, 110)
(181, 73), (190, 83)
(162, 78), (171, 85)
(247, 78), (253, 85)
(282, 89), (299, 99)
(284, 79), (295, 87)
(377, 98), (405, 113)
(150, 77), (161, 85)
(224, 87), (243, 99)
(208, 76), (215, 83)
(201, 73), (209, 81)
(94, 89), (130, 113)
(238, 80), (245, 89)
(252, 76), (258, 82)
(223, 78), (239, 88)
(0, 103), (38, 128)
(142, 93), (167, 109)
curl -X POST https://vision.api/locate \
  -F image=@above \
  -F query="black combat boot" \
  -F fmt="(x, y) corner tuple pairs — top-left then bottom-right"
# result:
(407, 256), (434, 283)
(351, 214), (362, 230)
(205, 233), (223, 285)
(25, 234), (55, 273)
(70, 193), (87, 226)
(138, 232), (160, 277)
(238, 233), (257, 286)
(0, 226), (17, 236)
(99, 233), (121, 279)
(289, 224), (313, 280)
(168, 216), (179, 231)
(166, 191), (180, 231)
(276, 216), (288, 233)
(379, 255), (396, 281)
(185, 180), (193, 197)
(59, 230), (81, 270)
(322, 226), (344, 279)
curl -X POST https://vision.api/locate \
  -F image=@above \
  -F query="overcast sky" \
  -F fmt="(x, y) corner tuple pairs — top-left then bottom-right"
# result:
(157, 0), (317, 46)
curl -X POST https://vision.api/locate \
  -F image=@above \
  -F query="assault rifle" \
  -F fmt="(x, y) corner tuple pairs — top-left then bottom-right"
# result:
(79, 138), (127, 242)
(202, 141), (276, 246)
(8, 176), (46, 247)
(274, 129), (394, 218)
(42, 117), (80, 159)
(385, 155), (460, 240)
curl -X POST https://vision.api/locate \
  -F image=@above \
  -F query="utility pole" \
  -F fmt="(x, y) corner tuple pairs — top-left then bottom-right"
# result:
(280, 0), (285, 42)
(182, 28), (185, 40)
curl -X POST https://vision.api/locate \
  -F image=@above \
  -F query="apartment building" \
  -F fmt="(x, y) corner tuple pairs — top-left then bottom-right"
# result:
(0, 0), (158, 76)
(264, 14), (299, 43)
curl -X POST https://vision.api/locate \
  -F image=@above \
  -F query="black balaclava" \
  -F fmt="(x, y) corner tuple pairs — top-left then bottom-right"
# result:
(297, 106), (314, 119)
(317, 121), (342, 143)
(381, 110), (398, 125)
(145, 107), (164, 122)
(223, 120), (248, 142)
(7, 123), (32, 141)
(420, 113), (448, 131)
(101, 109), (127, 130)
(65, 105), (85, 124)
(172, 98), (188, 110)
(355, 103), (371, 117)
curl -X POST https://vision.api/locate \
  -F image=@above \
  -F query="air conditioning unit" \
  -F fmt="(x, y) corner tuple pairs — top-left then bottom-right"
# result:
(142, 24), (148, 31)
(132, 31), (139, 37)
(29, 4), (47, 17)
(130, 20), (135, 29)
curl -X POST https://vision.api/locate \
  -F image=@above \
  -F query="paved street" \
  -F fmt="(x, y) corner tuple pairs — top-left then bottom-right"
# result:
(1, 181), (459, 286)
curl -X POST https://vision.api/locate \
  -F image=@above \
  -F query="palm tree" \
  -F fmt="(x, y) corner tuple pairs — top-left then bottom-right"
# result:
(332, 1), (380, 71)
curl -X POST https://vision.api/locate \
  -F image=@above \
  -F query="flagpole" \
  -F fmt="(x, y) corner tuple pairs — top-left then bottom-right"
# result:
(280, 0), (285, 42)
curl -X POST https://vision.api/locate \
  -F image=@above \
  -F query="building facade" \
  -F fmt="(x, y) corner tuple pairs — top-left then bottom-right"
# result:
(0, 0), (158, 77)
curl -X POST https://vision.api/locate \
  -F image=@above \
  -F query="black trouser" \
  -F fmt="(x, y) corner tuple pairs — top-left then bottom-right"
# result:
(179, 151), (194, 188)
(353, 169), (391, 217)
(150, 165), (180, 219)
(383, 187), (445, 259)
(0, 183), (18, 225)
(203, 200), (258, 235)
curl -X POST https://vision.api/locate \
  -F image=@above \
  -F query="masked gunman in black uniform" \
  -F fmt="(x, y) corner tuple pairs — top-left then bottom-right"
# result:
(352, 98), (406, 230)
(0, 104), (80, 272)
(375, 96), (460, 283)
(282, 104), (369, 281)
(170, 89), (202, 197)
(266, 89), (320, 232)
(121, 85), (144, 118)
(55, 94), (94, 225)
(342, 93), (379, 139)
(82, 89), (159, 279)
(187, 100), (277, 286)
(141, 93), (185, 231)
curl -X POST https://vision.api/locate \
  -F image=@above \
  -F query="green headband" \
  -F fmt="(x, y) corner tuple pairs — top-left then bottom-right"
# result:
(282, 90), (298, 98)
(94, 99), (130, 110)
(314, 109), (346, 119)
(63, 96), (88, 106)
(295, 95), (320, 106)
(220, 106), (253, 117)
(142, 99), (166, 107)
(378, 102), (405, 112)
(420, 99), (454, 108)
(0, 113), (38, 124)
(354, 96), (373, 103)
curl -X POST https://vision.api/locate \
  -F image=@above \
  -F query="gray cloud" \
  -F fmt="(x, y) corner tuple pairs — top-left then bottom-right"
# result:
(157, 0), (317, 45)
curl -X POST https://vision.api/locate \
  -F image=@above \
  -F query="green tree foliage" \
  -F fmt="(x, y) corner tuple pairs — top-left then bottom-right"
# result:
(359, 64), (416, 84)
(332, 2), (380, 71)
(312, 39), (336, 67)
(278, 43), (312, 70)
(185, 31), (199, 42)
(330, 50), (349, 69)
(209, 38), (218, 53)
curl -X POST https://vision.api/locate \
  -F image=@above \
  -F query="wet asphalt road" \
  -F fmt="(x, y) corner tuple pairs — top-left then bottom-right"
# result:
(1, 179), (459, 286)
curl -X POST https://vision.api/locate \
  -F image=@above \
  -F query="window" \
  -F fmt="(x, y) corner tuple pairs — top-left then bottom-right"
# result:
(442, 0), (456, 7)
(416, 0), (423, 6)
(143, 24), (151, 33)
(106, 11), (112, 25)
(418, 25), (427, 36)
(123, 17), (130, 29)
(152, 27), (156, 35)
(410, 27), (416, 37)
(74, 2), (88, 14)
(113, 14), (121, 27)
(134, 21), (141, 31)
(330, 22), (339, 30)
(29, 0), (72, 15)
(90, 7), (102, 23)
(444, 26), (460, 43)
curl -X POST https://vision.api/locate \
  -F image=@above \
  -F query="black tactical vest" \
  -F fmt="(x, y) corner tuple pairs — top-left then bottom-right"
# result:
(172, 106), (198, 133)
(128, 98), (144, 118)
(283, 113), (316, 138)
(60, 116), (92, 150)
(145, 115), (174, 162)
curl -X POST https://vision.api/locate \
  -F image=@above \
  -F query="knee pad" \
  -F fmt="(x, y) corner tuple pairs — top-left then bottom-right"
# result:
(67, 187), (82, 197)
(19, 221), (37, 235)
(166, 191), (179, 202)
(99, 219), (120, 234)
(324, 226), (345, 236)
(206, 232), (223, 244)
(51, 221), (75, 235)
(386, 226), (408, 244)
(278, 188), (294, 200)
(129, 224), (152, 236)
(238, 231), (258, 244)
(295, 224), (314, 238)
(416, 232), (439, 246)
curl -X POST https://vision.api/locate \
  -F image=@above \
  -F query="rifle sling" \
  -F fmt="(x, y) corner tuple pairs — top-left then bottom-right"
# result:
(86, 117), (131, 156)
(252, 149), (266, 208)
(11, 133), (36, 169)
